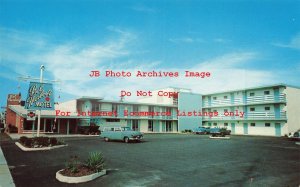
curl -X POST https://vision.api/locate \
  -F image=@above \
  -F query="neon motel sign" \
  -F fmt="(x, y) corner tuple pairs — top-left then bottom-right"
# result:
(25, 82), (54, 110)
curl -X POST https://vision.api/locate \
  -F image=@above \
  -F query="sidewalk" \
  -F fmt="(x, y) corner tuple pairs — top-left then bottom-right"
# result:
(0, 146), (15, 187)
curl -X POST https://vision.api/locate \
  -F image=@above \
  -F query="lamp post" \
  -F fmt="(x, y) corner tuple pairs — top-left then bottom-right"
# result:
(36, 65), (45, 137)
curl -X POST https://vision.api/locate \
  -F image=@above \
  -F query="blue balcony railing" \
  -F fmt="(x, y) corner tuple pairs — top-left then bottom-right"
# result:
(203, 111), (287, 121)
(203, 93), (286, 107)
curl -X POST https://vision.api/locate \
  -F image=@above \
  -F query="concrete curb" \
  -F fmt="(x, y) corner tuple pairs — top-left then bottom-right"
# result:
(0, 147), (15, 187)
(15, 142), (67, 151)
(209, 136), (231, 139)
(56, 169), (106, 183)
(8, 134), (99, 140)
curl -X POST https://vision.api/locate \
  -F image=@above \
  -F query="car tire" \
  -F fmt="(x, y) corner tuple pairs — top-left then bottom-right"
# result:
(124, 137), (129, 143)
(104, 137), (109, 142)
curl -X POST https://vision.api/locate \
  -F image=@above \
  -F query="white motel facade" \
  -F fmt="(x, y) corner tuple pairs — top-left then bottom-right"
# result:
(6, 84), (300, 137)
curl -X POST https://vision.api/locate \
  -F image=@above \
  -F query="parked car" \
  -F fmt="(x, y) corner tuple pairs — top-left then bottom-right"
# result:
(288, 131), (300, 141)
(100, 126), (143, 143)
(192, 127), (209, 134)
(210, 128), (231, 137)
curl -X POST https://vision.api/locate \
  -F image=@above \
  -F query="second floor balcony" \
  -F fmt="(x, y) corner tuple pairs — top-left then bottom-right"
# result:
(203, 111), (287, 121)
(203, 93), (286, 107)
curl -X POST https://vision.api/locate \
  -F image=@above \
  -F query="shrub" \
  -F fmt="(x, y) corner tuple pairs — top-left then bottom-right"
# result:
(33, 137), (50, 147)
(78, 127), (90, 135)
(56, 138), (64, 145)
(65, 156), (80, 174)
(89, 125), (100, 134)
(85, 152), (105, 172)
(24, 138), (33, 147)
(19, 136), (63, 148)
(79, 125), (100, 135)
(49, 137), (58, 145)
(19, 136), (28, 144)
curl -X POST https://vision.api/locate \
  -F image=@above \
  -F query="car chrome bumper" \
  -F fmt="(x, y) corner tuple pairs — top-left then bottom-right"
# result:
(130, 136), (143, 140)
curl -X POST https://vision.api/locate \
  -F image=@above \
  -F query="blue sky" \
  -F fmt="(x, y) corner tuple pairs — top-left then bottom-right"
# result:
(0, 0), (299, 108)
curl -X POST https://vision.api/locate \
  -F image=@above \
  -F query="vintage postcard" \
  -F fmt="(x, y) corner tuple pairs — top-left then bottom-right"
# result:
(0, 1), (299, 187)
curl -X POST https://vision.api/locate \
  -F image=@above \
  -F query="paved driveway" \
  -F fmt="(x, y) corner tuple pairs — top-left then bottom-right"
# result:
(1, 134), (300, 187)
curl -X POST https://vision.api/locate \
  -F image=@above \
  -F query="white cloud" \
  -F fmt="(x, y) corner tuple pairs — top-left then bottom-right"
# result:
(272, 33), (300, 50)
(169, 37), (203, 43)
(213, 38), (230, 43)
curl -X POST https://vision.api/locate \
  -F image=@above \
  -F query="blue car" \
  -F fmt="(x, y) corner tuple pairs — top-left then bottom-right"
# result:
(100, 126), (143, 143)
(192, 127), (209, 134)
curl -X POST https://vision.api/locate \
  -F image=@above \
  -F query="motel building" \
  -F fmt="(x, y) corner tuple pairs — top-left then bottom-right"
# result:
(4, 84), (300, 137)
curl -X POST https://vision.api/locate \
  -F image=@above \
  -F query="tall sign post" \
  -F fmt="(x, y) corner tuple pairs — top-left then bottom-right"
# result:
(37, 65), (44, 137)
(24, 65), (55, 137)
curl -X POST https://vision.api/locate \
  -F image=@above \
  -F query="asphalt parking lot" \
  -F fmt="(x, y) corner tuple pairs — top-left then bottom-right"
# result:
(1, 133), (300, 187)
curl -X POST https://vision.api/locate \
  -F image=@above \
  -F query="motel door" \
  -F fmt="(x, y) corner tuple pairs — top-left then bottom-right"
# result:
(231, 123), (235, 134)
(166, 121), (172, 132)
(274, 104), (280, 119)
(275, 123), (281, 137)
(243, 123), (248, 135)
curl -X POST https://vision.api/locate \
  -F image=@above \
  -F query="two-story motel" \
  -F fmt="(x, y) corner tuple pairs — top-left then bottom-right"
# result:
(6, 84), (300, 136)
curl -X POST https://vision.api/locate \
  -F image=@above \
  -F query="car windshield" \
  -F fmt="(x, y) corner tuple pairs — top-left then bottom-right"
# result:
(122, 127), (132, 131)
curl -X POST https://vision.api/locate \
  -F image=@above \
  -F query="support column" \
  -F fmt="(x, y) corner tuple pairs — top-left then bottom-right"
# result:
(51, 119), (53, 132)
(67, 119), (70, 135)
(58, 119), (60, 134)
(43, 119), (46, 132)
(32, 120), (35, 137)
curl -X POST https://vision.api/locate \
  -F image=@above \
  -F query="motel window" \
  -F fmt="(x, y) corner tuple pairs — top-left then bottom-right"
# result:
(264, 91), (270, 95)
(149, 106), (154, 112)
(92, 103), (100, 112)
(213, 97), (217, 100)
(166, 107), (172, 114)
(265, 107), (270, 111)
(133, 105), (139, 112)
(224, 96), (228, 99)
(148, 120), (153, 132)
(250, 123), (256, 127)
(112, 104), (118, 112)
(250, 107), (255, 112)
(265, 123), (271, 127)
(106, 119), (120, 122)
(132, 120), (139, 131)
(224, 123), (228, 127)
(213, 123), (217, 126)
(249, 92), (255, 96)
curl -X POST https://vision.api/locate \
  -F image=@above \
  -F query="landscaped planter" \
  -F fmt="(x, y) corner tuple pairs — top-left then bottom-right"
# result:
(56, 169), (106, 183)
(15, 142), (67, 151)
